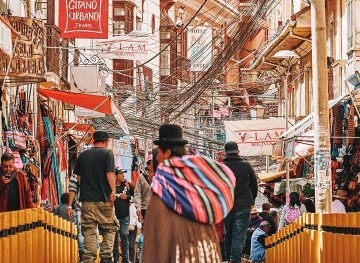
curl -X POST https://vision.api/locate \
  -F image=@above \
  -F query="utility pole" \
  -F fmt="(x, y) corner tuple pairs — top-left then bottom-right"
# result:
(311, 0), (332, 213)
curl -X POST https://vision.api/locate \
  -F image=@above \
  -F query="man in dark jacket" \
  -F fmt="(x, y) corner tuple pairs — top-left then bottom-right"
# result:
(259, 203), (277, 235)
(223, 141), (258, 263)
(113, 168), (134, 263)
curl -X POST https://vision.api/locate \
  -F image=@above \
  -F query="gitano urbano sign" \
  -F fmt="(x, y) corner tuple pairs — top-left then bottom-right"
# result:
(59, 0), (108, 39)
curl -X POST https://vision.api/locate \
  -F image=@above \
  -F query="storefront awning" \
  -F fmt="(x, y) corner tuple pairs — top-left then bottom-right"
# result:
(39, 88), (129, 135)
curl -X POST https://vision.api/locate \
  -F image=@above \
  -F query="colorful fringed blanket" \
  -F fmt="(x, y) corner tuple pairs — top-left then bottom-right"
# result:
(152, 155), (236, 224)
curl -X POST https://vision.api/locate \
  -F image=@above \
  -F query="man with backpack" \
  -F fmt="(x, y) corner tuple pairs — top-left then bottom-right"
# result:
(222, 141), (258, 263)
(113, 168), (134, 263)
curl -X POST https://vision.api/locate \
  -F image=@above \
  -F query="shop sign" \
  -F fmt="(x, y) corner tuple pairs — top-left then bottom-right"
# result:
(70, 65), (105, 94)
(0, 18), (12, 55)
(59, 0), (108, 39)
(224, 118), (286, 156)
(96, 36), (149, 60)
(0, 17), (45, 82)
(187, 26), (212, 71)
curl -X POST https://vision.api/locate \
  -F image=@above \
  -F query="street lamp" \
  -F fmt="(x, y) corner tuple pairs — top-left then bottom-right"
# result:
(273, 49), (299, 205)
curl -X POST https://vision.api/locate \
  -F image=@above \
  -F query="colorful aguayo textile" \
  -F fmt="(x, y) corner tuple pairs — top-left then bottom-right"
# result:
(152, 155), (236, 224)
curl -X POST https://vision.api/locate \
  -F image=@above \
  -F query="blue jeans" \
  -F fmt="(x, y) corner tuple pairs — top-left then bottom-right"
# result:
(129, 226), (137, 263)
(113, 216), (130, 262)
(75, 209), (84, 254)
(224, 208), (251, 263)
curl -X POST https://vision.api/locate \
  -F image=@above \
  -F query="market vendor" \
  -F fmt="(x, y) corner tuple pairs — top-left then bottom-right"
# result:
(0, 152), (35, 212)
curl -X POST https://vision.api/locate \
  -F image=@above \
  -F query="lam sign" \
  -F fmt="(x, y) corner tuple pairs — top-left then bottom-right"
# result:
(59, 0), (108, 39)
(224, 119), (286, 156)
(96, 36), (149, 60)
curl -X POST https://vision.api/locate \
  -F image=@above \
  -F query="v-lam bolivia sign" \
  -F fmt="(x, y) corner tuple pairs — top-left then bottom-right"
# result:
(96, 36), (149, 60)
(59, 0), (108, 39)
(224, 118), (286, 156)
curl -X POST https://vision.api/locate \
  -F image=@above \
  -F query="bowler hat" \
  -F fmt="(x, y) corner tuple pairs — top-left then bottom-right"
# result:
(93, 131), (110, 142)
(154, 124), (188, 146)
(225, 141), (239, 154)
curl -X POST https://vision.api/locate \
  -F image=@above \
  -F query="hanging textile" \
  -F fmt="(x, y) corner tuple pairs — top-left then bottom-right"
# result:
(332, 104), (343, 145)
(348, 105), (355, 146)
(43, 116), (62, 204)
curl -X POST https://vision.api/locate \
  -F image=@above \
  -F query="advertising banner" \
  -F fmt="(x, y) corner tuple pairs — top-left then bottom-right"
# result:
(187, 26), (212, 71)
(224, 118), (286, 156)
(96, 36), (149, 60)
(59, 0), (108, 39)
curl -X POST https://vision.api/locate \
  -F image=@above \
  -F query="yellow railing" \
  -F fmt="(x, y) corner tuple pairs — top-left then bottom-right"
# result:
(265, 213), (360, 263)
(0, 208), (78, 263)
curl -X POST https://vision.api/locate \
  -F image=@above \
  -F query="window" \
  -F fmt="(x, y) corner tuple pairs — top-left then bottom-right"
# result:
(114, 7), (125, 16)
(161, 32), (171, 39)
(347, 0), (354, 49)
(160, 45), (171, 76)
(113, 21), (125, 35)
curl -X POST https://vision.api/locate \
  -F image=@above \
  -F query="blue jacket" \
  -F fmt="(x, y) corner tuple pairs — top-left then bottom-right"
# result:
(250, 228), (267, 262)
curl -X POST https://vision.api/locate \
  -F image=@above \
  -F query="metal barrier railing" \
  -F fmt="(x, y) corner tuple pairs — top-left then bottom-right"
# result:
(0, 208), (78, 263)
(265, 212), (360, 263)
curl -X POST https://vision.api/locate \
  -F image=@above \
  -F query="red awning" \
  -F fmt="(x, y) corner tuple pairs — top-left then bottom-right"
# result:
(63, 123), (94, 133)
(39, 88), (112, 114)
(39, 88), (129, 134)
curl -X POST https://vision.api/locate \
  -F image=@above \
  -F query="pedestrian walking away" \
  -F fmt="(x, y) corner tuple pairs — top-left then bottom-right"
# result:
(134, 152), (154, 221)
(0, 152), (35, 212)
(53, 192), (75, 223)
(142, 124), (236, 263)
(73, 131), (119, 263)
(222, 141), (258, 263)
(113, 168), (134, 263)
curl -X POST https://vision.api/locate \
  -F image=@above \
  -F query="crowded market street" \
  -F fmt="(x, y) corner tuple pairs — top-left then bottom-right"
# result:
(0, 0), (359, 262)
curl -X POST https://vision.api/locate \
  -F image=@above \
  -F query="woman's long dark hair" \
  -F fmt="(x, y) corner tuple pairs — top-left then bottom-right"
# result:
(289, 192), (301, 208)
(152, 147), (159, 172)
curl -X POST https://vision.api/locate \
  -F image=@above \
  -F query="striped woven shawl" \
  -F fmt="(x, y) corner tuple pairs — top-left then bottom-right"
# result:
(152, 155), (235, 224)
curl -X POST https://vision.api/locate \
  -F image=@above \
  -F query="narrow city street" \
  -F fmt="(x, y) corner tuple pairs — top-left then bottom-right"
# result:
(0, 0), (359, 262)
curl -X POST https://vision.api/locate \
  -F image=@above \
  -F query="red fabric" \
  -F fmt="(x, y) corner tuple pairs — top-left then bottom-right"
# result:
(63, 123), (95, 133)
(215, 222), (224, 242)
(332, 104), (343, 145)
(132, 170), (139, 186)
(38, 88), (112, 115)
(0, 169), (35, 212)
